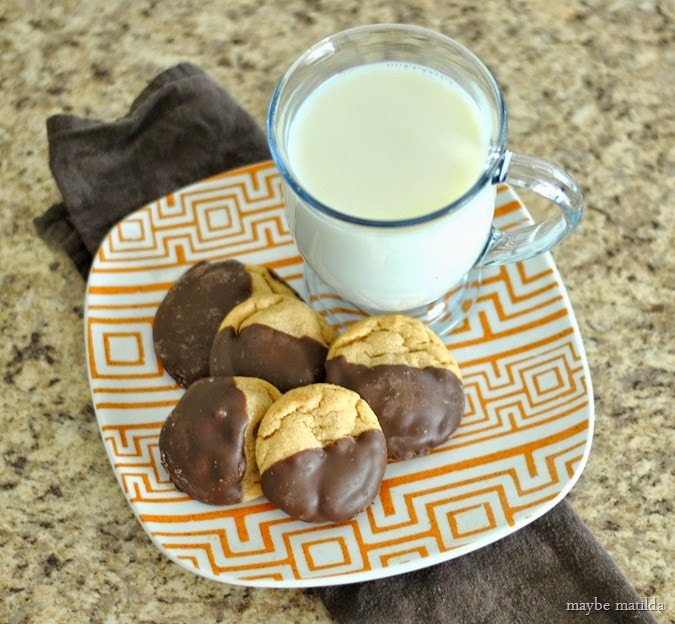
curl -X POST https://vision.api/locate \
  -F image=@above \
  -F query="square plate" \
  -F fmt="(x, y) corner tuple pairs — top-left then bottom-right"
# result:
(84, 160), (593, 587)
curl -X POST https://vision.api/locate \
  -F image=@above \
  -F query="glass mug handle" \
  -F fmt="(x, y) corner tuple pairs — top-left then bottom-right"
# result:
(477, 150), (583, 266)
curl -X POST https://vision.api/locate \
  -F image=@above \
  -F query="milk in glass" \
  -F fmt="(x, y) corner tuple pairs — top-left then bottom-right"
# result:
(287, 62), (489, 221)
(284, 61), (495, 311)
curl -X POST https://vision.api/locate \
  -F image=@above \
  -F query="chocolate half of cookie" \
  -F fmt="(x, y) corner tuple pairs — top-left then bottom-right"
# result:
(326, 358), (464, 460)
(159, 376), (280, 505)
(261, 430), (386, 524)
(153, 260), (297, 387)
(209, 294), (337, 393)
(256, 383), (387, 523)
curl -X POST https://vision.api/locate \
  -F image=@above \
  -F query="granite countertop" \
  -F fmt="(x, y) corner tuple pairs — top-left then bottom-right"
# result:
(1, 1), (672, 622)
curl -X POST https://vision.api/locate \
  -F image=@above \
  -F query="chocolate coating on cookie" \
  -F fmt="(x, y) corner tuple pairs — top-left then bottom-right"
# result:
(159, 377), (250, 505)
(326, 358), (464, 459)
(153, 260), (297, 387)
(261, 430), (386, 523)
(210, 325), (329, 393)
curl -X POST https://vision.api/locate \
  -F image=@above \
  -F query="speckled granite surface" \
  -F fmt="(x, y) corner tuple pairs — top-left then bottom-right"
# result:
(1, 1), (672, 622)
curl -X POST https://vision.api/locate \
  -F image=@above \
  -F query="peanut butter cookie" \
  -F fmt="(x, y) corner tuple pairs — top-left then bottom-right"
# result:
(325, 314), (464, 460)
(159, 376), (281, 505)
(256, 383), (387, 523)
(209, 294), (337, 392)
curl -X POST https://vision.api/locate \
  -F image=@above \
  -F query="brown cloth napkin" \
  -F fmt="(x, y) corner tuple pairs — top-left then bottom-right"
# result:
(35, 63), (270, 277)
(35, 63), (658, 624)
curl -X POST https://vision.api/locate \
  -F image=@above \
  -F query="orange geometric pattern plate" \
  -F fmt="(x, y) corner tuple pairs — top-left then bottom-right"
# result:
(85, 160), (594, 587)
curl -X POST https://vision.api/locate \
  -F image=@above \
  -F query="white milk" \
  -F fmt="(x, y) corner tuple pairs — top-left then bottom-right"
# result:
(287, 62), (489, 220)
(282, 62), (496, 311)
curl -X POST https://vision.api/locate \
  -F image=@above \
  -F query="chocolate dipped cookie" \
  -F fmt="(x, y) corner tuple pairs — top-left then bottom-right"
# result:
(153, 260), (298, 387)
(159, 376), (281, 505)
(325, 314), (465, 460)
(209, 294), (337, 392)
(256, 383), (387, 523)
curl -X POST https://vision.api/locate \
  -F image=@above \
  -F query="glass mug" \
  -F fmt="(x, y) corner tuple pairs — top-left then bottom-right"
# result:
(268, 24), (583, 333)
